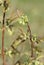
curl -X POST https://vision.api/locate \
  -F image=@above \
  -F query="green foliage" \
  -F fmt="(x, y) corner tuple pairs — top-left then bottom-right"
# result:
(17, 15), (28, 25)
(20, 54), (29, 64)
(0, 0), (44, 65)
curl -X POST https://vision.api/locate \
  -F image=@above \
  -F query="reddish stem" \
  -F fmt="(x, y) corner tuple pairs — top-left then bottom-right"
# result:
(2, 26), (5, 65)
(2, 1), (6, 65)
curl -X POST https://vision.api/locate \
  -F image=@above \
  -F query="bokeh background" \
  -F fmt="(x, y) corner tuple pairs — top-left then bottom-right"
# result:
(0, 0), (44, 65)
(0, 0), (44, 52)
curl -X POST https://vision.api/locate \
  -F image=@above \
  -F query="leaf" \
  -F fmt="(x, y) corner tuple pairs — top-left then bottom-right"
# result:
(6, 50), (12, 58)
(7, 28), (13, 35)
(6, 25), (14, 36)
(13, 40), (21, 48)
(0, 0), (3, 4)
(35, 61), (43, 65)
(17, 15), (28, 25)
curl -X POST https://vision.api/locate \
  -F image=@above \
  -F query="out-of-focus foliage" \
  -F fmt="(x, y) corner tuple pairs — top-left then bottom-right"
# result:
(0, 0), (44, 65)
(17, 15), (28, 25)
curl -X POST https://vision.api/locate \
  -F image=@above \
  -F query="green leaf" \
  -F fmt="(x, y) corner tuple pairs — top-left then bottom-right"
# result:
(17, 15), (28, 25)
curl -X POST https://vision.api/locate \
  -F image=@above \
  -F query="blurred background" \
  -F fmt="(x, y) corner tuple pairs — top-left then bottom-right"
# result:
(0, 0), (44, 65)
(0, 0), (44, 49)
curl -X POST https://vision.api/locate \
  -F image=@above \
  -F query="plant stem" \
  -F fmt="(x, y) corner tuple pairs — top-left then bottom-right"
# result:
(2, 0), (6, 65)
(27, 23), (34, 58)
